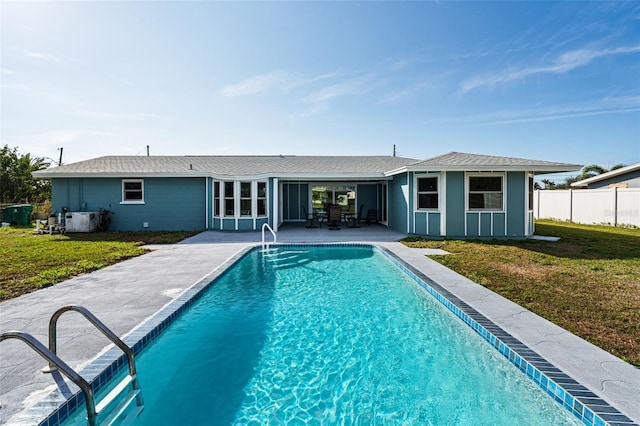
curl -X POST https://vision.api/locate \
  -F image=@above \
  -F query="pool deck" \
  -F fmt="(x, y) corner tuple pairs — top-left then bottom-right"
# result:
(1, 226), (639, 424)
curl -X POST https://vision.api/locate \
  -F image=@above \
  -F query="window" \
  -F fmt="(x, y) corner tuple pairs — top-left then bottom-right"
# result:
(224, 182), (234, 216)
(528, 176), (534, 211)
(215, 180), (267, 217)
(122, 179), (144, 203)
(240, 182), (252, 216)
(468, 176), (503, 210)
(417, 176), (438, 209)
(257, 182), (267, 216)
(213, 181), (220, 216)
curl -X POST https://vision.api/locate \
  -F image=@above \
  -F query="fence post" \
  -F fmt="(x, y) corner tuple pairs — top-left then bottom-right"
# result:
(614, 187), (618, 227)
(569, 189), (573, 223)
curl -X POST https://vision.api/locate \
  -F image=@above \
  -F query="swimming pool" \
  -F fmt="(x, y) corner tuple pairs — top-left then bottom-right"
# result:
(52, 245), (620, 425)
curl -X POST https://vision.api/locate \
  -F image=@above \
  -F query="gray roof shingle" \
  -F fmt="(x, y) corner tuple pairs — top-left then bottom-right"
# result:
(33, 152), (581, 178)
(397, 152), (581, 173)
(33, 155), (419, 178)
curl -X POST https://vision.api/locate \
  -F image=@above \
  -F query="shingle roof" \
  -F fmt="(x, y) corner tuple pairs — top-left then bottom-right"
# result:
(33, 155), (419, 178)
(391, 151), (581, 174)
(33, 152), (581, 178)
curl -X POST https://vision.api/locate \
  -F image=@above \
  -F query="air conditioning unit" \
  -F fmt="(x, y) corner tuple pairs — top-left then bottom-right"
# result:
(65, 212), (99, 232)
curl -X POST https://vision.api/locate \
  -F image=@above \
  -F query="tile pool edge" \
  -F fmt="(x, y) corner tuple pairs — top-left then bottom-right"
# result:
(378, 246), (637, 426)
(19, 242), (635, 426)
(11, 246), (254, 426)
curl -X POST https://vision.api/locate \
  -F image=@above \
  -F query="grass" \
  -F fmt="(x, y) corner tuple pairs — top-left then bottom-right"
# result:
(402, 220), (640, 367)
(0, 227), (197, 301)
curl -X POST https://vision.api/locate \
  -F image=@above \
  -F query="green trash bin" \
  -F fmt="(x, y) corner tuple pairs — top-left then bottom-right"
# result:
(3, 204), (33, 226)
(1, 206), (15, 224)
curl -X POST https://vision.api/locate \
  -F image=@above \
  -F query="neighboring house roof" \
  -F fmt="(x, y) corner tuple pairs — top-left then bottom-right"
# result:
(385, 152), (581, 175)
(33, 155), (419, 179)
(33, 152), (581, 179)
(571, 162), (640, 188)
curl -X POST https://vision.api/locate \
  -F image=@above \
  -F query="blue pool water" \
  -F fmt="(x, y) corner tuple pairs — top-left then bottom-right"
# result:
(66, 246), (582, 425)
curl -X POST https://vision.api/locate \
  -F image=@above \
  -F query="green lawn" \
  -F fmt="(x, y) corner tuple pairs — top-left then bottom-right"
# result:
(402, 220), (640, 367)
(0, 227), (196, 301)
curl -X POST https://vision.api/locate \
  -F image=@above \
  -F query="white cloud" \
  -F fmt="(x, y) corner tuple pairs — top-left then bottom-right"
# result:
(1, 68), (15, 75)
(461, 45), (640, 93)
(461, 96), (640, 126)
(218, 71), (288, 98)
(74, 109), (161, 120)
(380, 82), (432, 104)
(24, 51), (61, 63)
(302, 73), (379, 116)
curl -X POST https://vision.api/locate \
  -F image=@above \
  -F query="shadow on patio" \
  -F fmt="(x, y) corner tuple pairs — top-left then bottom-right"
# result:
(179, 223), (406, 244)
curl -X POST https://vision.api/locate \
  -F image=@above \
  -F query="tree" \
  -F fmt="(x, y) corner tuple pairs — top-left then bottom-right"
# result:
(540, 179), (556, 190)
(0, 145), (51, 204)
(576, 164), (607, 181)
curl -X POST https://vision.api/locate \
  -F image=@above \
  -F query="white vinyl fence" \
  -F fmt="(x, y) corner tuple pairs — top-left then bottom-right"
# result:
(534, 188), (640, 227)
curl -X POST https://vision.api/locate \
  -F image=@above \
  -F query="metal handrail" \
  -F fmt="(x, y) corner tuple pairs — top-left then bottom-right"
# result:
(0, 331), (98, 424)
(47, 305), (143, 424)
(47, 305), (138, 378)
(261, 222), (277, 250)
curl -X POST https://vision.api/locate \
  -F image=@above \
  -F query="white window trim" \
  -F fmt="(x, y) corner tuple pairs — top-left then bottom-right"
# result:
(213, 181), (221, 217)
(466, 173), (505, 212)
(240, 181), (252, 217)
(414, 173), (440, 211)
(120, 179), (145, 204)
(213, 179), (269, 218)
(256, 181), (268, 218)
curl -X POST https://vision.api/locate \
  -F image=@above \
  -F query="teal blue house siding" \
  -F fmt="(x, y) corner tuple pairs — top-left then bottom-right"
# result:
(388, 174), (408, 233)
(415, 211), (427, 235)
(466, 212), (480, 236)
(47, 163), (542, 238)
(480, 213), (492, 235)
(356, 184), (376, 219)
(445, 172), (465, 237)
(237, 219), (254, 231)
(206, 177), (213, 229)
(51, 177), (206, 231)
(506, 172), (525, 237)
(493, 213), (506, 237)
(465, 212), (504, 237)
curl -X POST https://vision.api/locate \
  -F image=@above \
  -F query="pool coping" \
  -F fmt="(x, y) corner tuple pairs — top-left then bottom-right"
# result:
(7, 242), (639, 426)
(378, 246), (636, 426)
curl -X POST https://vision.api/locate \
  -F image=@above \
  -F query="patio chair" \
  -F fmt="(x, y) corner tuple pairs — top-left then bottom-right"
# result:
(327, 205), (342, 230)
(364, 209), (378, 225)
(345, 204), (364, 228)
(355, 204), (365, 226)
(301, 205), (318, 228)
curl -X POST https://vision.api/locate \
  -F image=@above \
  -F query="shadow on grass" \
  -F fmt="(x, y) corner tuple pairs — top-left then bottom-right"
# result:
(518, 223), (640, 260)
(53, 231), (198, 245)
(405, 222), (640, 261)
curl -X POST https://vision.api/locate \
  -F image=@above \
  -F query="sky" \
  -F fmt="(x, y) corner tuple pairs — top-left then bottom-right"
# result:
(1, 1), (639, 182)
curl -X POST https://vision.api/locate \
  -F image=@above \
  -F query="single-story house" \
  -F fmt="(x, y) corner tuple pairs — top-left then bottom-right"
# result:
(571, 162), (640, 189)
(33, 152), (580, 239)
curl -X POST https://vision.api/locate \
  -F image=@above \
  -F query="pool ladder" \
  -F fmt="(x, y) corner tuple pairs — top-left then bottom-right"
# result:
(0, 305), (144, 426)
(261, 222), (277, 250)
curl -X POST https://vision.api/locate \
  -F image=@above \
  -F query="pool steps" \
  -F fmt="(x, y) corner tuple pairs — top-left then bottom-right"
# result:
(261, 248), (311, 269)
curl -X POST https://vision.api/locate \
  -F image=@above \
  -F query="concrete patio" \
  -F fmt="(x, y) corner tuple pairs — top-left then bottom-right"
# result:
(1, 227), (638, 425)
